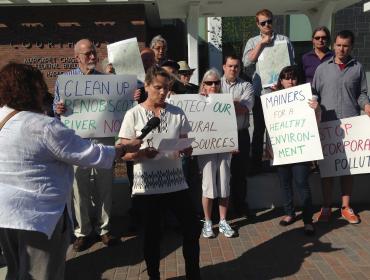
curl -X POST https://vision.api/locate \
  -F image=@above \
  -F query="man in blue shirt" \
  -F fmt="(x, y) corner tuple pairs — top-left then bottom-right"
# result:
(54, 39), (117, 251)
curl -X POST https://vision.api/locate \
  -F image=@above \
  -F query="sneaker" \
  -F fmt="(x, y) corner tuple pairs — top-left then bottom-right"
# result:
(202, 220), (215, 238)
(316, 207), (331, 222)
(341, 207), (360, 224)
(219, 220), (235, 238)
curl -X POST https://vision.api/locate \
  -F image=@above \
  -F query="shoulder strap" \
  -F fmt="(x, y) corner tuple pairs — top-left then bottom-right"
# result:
(0, 110), (19, 130)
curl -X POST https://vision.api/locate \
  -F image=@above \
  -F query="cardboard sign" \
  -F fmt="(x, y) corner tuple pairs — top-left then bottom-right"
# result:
(261, 83), (323, 165)
(57, 74), (136, 138)
(319, 115), (370, 177)
(167, 94), (238, 155)
(107, 37), (146, 83)
(258, 41), (291, 88)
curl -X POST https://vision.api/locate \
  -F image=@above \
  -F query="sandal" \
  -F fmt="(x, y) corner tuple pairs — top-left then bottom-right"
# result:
(279, 216), (295, 226)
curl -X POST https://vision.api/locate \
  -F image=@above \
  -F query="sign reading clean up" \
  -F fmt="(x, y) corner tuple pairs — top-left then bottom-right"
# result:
(167, 94), (238, 155)
(261, 83), (323, 165)
(319, 115), (370, 177)
(57, 74), (136, 138)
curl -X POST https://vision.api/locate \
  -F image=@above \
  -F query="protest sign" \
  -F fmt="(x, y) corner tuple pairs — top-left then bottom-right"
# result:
(167, 94), (238, 155)
(258, 41), (291, 88)
(318, 115), (370, 177)
(107, 37), (146, 83)
(261, 83), (323, 165)
(57, 74), (136, 138)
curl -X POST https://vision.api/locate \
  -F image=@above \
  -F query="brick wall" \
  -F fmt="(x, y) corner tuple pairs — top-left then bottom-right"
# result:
(334, 0), (370, 71)
(0, 4), (146, 90)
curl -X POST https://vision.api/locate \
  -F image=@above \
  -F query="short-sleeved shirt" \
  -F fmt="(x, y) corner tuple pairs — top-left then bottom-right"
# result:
(119, 103), (191, 195)
(312, 56), (370, 121)
(242, 32), (295, 95)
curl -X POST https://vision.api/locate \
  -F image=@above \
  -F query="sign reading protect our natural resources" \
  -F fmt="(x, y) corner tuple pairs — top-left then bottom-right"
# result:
(57, 74), (136, 138)
(167, 94), (238, 155)
(261, 83), (323, 165)
(318, 115), (370, 178)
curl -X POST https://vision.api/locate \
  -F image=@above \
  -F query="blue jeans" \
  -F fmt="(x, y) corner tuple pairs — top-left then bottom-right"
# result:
(277, 162), (313, 224)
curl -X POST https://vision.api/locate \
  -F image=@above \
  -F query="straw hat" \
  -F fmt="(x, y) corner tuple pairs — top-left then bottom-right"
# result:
(177, 61), (195, 72)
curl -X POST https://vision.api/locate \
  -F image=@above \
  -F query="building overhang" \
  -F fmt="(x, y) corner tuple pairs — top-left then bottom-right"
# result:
(0, 0), (361, 18)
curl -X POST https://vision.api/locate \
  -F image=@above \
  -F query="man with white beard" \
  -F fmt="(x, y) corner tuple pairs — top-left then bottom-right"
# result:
(53, 39), (118, 251)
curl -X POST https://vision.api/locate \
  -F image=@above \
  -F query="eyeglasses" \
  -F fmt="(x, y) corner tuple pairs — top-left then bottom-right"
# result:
(314, 36), (327, 41)
(203, 80), (221, 86)
(153, 46), (166, 51)
(259, 19), (272, 27)
(79, 50), (96, 57)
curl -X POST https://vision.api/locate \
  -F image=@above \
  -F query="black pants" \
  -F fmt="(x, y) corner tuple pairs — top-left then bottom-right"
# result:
(251, 95), (266, 167)
(136, 189), (201, 280)
(230, 129), (250, 214)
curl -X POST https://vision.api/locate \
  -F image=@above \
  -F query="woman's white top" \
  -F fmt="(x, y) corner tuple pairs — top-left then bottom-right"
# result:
(119, 103), (191, 195)
(0, 106), (115, 238)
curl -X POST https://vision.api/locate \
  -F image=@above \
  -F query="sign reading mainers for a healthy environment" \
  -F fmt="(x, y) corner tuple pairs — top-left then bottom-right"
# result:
(261, 83), (323, 165)
(167, 94), (238, 155)
(57, 74), (136, 138)
(318, 115), (370, 178)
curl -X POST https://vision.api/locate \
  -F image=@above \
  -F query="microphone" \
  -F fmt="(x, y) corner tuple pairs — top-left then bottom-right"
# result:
(137, 117), (160, 139)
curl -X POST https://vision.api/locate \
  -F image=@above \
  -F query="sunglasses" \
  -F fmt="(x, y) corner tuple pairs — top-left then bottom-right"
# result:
(259, 19), (272, 27)
(314, 36), (327, 41)
(203, 80), (221, 86)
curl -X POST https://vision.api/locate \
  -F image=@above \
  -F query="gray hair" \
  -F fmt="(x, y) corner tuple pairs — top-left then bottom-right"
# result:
(150, 35), (167, 49)
(199, 68), (222, 93)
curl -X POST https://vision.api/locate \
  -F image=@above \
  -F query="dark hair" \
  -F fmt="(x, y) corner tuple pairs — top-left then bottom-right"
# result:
(276, 65), (301, 90)
(223, 55), (240, 65)
(0, 63), (48, 112)
(335, 30), (355, 45)
(312, 26), (331, 44)
(255, 9), (273, 22)
(145, 66), (171, 85)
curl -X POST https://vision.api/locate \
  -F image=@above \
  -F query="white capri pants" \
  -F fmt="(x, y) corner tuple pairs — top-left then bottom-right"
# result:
(198, 153), (232, 199)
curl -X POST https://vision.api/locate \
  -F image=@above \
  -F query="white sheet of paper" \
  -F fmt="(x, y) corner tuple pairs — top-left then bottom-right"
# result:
(107, 37), (145, 83)
(258, 40), (291, 88)
(157, 138), (195, 152)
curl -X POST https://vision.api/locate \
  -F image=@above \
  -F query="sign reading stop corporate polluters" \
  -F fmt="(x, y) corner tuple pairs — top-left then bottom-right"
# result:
(261, 83), (323, 165)
(167, 94), (238, 155)
(57, 74), (136, 138)
(318, 115), (370, 178)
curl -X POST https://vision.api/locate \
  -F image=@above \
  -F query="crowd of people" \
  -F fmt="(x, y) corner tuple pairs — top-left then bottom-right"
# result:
(0, 7), (369, 280)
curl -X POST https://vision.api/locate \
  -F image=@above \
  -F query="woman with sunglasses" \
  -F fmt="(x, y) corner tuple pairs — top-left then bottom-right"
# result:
(267, 66), (320, 236)
(197, 69), (235, 238)
(301, 26), (333, 84)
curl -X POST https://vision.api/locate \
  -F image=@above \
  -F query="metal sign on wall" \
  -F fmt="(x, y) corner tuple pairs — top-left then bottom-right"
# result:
(0, 4), (146, 91)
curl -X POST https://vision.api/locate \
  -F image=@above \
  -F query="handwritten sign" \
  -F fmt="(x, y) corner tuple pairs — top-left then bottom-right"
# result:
(57, 74), (136, 138)
(167, 94), (238, 155)
(318, 115), (370, 177)
(258, 41), (291, 88)
(107, 37), (146, 83)
(261, 83), (323, 165)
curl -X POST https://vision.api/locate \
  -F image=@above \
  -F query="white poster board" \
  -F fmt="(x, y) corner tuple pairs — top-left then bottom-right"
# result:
(57, 74), (136, 138)
(167, 94), (238, 155)
(107, 37), (145, 83)
(261, 83), (323, 165)
(258, 41), (291, 88)
(318, 115), (370, 177)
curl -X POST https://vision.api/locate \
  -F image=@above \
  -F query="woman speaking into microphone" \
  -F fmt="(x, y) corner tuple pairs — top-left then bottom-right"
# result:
(119, 66), (201, 280)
